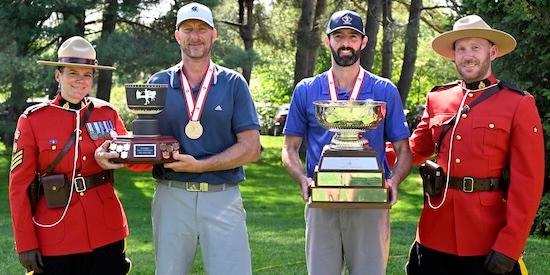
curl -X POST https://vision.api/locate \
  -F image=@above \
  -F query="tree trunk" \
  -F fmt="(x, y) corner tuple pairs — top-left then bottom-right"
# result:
(238, 0), (255, 84)
(397, 0), (423, 105)
(96, 0), (118, 101)
(294, 0), (315, 87)
(381, 0), (393, 78)
(361, 0), (382, 71)
(305, 0), (327, 79)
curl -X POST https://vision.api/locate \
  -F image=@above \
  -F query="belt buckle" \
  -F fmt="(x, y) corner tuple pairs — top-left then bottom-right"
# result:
(185, 182), (208, 192)
(74, 176), (87, 192)
(462, 177), (474, 193)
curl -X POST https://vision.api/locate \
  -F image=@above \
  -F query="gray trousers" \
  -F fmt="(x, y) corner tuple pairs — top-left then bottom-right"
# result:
(152, 182), (252, 275)
(305, 205), (390, 275)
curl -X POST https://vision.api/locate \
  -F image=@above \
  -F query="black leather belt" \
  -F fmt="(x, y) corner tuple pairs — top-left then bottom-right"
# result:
(73, 171), (111, 193)
(157, 179), (238, 192)
(449, 176), (503, 192)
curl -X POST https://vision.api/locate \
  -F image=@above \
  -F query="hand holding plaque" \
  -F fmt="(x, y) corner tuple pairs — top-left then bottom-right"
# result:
(109, 84), (180, 164)
(311, 100), (390, 208)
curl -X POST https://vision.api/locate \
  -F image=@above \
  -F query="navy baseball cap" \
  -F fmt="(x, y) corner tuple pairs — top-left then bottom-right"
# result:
(326, 10), (365, 36)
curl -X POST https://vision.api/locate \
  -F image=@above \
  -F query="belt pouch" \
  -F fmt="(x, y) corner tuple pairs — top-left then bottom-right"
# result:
(41, 174), (69, 208)
(419, 160), (444, 196)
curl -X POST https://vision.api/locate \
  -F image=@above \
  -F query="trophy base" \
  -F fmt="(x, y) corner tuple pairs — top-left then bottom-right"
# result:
(109, 136), (180, 164)
(309, 201), (392, 209)
(309, 186), (390, 209)
(312, 147), (391, 209)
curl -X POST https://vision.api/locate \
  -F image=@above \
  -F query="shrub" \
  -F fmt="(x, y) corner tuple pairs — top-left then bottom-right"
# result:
(532, 192), (550, 237)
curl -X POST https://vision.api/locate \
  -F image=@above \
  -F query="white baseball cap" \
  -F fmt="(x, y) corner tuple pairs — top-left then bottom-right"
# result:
(175, 2), (214, 29)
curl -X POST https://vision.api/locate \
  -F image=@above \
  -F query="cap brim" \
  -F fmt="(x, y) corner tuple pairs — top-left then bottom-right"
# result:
(37, 60), (116, 70)
(431, 29), (516, 60)
(327, 26), (365, 36)
(176, 17), (214, 29)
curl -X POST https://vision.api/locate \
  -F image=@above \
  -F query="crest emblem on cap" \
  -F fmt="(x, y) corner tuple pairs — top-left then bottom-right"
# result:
(175, 2), (215, 29)
(342, 15), (352, 25)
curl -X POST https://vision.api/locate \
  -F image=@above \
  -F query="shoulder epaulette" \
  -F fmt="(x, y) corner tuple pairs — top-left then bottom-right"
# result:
(88, 97), (116, 109)
(23, 101), (50, 116)
(498, 80), (527, 95)
(430, 80), (460, 93)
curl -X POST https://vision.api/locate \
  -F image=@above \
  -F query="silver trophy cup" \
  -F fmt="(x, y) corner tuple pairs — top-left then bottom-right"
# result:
(314, 100), (386, 149)
(312, 100), (390, 208)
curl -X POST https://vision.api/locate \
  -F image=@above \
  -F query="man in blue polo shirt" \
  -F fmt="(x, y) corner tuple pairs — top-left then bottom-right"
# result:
(95, 2), (261, 274)
(148, 3), (261, 274)
(281, 10), (412, 274)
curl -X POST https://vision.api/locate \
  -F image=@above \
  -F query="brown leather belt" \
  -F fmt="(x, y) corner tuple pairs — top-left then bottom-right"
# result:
(448, 176), (503, 192)
(73, 171), (111, 193)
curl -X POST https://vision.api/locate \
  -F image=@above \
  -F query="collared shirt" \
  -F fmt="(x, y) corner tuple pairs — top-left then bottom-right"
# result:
(284, 69), (410, 178)
(148, 62), (261, 184)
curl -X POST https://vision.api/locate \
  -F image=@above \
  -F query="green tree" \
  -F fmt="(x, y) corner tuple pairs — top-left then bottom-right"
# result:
(457, 0), (550, 191)
(0, 0), (167, 144)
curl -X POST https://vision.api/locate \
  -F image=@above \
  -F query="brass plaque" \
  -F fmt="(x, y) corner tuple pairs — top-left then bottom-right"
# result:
(316, 172), (384, 187)
(311, 187), (388, 203)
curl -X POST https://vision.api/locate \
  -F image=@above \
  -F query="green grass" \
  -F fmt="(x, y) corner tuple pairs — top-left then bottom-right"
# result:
(1, 136), (549, 274)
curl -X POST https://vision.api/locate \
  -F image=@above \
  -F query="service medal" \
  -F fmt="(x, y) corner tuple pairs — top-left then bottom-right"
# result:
(86, 123), (99, 140)
(92, 122), (104, 139)
(100, 121), (111, 139)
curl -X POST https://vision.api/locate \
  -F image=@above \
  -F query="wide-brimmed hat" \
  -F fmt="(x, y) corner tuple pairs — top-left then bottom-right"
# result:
(176, 2), (214, 29)
(37, 36), (115, 70)
(432, 15), (516, 60)
(326, 10), (365, 36)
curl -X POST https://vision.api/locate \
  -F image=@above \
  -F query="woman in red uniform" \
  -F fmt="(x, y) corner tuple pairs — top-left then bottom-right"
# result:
(9, 36), (132, 274)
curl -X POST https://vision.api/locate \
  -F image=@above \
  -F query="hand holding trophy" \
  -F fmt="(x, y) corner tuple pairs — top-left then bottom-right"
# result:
(312, 100), (390, 208)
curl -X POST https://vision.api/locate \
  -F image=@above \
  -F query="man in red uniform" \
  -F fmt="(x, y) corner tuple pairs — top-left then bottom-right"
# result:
(9, 36), (132, 274)
(404, 15), (544, 275)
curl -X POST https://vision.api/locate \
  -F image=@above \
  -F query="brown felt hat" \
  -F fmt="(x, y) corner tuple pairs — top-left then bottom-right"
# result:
(37, 36), (115, 70)
(431, 15), (516, 60)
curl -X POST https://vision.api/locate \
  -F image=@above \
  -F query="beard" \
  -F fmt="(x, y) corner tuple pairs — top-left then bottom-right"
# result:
(331, 46), (361, 67)
(456, 53), (491, 83)
(181, 39), (212, 60)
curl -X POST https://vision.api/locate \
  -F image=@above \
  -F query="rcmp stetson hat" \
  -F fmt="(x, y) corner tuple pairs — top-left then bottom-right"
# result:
(37, 36), (115, 70)
(431, 15), (516, 60)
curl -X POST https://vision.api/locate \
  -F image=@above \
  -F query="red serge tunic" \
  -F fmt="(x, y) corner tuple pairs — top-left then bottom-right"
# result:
(410, 74), (544, 260)
(9, 94), (130, 256)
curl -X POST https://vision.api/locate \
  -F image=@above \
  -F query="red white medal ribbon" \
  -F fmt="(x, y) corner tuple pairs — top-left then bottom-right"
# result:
(327, 67), (365, 100)
(180, 61), (215, 121)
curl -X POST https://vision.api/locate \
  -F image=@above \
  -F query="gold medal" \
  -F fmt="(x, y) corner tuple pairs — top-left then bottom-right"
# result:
(181, 62), (215, 140)
(185, 121), (203, 139)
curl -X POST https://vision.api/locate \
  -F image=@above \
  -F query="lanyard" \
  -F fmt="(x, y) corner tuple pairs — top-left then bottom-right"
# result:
(327, 67), (365, 100)
(179, 61), (215, 121)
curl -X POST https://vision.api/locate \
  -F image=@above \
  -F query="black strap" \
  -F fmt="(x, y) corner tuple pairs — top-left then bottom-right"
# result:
(435, 84), (502, 155)
(43, 103), (94, 176)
